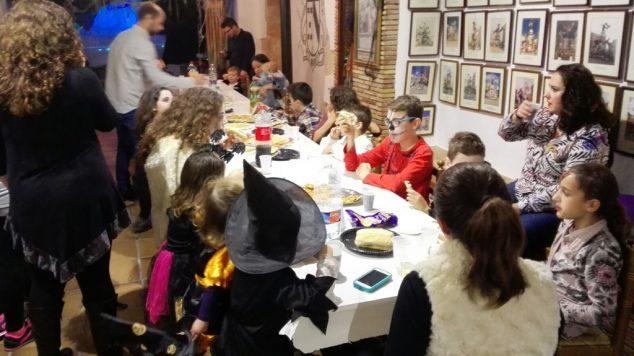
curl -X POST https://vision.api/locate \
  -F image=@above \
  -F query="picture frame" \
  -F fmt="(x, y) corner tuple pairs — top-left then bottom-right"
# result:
(489, 0), (515, 5)
(553, 0), (587, 5)
(509, 69), (542, 112)
(485, 10), (513, 63)
(547, 12), (585, 71)
(459, 63), (482, 111)
(616, 88), (634, 156)
(467, 0), (487, 6)
(354, 0), (382, 66)
(626, 18), (634, 82)
(480, 66), (507, 115)
(409, 11), (442, 56)
(598, 82), (619, 113)
(582, 11), (627, 79)
(409, 0), (440, 8)
(439, 59), (459, 105)
(446, 0), (465, 7)
(404, 61), (437, 103)
(513, 10), (548, 67)
(520, 0), (550, 4)
(417, 105), (436, 136)
(443, 11), (463, 57)
(464, 12), (486, 61)
(590, 0), (630, 6)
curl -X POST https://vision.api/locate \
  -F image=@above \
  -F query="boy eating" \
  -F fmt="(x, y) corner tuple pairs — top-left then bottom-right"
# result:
(320, 104), (373, 160)
(288, 82), (321, 138)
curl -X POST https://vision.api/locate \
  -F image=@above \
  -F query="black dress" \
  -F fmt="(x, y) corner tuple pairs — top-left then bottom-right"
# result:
(158, 0), (200, 65)
(0, 67), (129, 283)
(164, 208), (202, 299)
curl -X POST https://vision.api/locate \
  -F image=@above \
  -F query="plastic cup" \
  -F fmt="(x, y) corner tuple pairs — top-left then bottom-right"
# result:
(327, 240), (343, 264)
(392, 235), (427, 276)
(259, 155), (272, 174)
(289, 126), (300, 141)
(362, 189), (375, 211)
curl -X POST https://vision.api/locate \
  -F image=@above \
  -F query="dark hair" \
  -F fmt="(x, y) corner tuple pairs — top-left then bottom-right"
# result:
(447, 132), (486, 161)
(388, 95), (423, 119)
(252, 53), (270, 64)
(138, 2), (162, 20)
(343, 104), (372, 133)
(171, 148), (225, 218)
(135, 86), (171, 137)
(288, 82), (313, 106)
(329, 86), (359, 111)
(434, 163), (527, 308)
(568, 163), (632, 246)
(556, 64), (615, 136)
(221, 17), (238, 28)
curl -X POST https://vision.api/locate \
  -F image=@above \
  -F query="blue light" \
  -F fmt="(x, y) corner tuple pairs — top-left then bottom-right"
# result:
(84, 2), (138, 37)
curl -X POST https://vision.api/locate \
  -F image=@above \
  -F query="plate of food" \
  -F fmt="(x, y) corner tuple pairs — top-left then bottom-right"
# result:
(340, 227), (396, 257)
(226, 114), (254, 123)
(341, 188), (362, 206)
(226, 122), (253, 131)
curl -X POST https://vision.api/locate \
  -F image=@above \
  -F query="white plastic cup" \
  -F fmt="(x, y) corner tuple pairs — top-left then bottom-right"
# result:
(327, 240), (343, 264)
(362, 188), (375, 211)
(289, 126), (300, 141)
(259, 155), (272, 175)
(392, 235), (427, 276)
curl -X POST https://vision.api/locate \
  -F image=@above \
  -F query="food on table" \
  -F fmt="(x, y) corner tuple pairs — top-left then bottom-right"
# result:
(342, 194), (361, 205)
(346, 210), (398, 228)
(354, 228), (394, 251)
(303, 184), (315, 198)
(246, 135), (290, 148)
(226, 114), (254, 123)
(226, 122), (253, 130)
(224, 127), (249, 143)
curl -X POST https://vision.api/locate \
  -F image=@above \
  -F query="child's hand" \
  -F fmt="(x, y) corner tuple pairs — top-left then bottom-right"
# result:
(329, 127), (341, 140)
(339, 122), (355, 137)
(190, 319), (209, 341)
(405, 181), (430, 213)
(316, 244), (332, 259)
(356, 163), (372, 180)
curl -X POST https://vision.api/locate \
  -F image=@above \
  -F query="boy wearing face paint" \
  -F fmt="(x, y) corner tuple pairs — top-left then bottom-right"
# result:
(341, 95), (433, 201)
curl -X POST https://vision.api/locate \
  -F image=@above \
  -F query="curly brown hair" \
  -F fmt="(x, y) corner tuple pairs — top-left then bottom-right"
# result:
(138, 87), (224, 162)
(0, 0), (85, 117)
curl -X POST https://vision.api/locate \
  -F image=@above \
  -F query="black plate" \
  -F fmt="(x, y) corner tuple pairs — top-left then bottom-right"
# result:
(272, 148), (300, 161)
(341, 188), (362, 206)
(340, 228), (395, 257)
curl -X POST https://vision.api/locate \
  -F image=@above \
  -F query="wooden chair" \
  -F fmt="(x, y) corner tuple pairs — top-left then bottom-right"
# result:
(557, 241), (634, 356)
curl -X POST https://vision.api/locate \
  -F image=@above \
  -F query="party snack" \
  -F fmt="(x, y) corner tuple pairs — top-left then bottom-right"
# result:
(345, 210), (398, 228)
(355, 228), (394, 251)
(337, 110), (358, 126)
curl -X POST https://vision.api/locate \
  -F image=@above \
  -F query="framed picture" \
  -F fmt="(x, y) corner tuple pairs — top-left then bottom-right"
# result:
(542, 75), (551, 105)
(409, 11), (442, 56)
(460, 63), (482, 111)
(489, 0), (514, 5)
(439, 60), (459, 104)
(626, 18), (634, 82)
(354, 0), (382, 66)
(520, 0), (550, 4)
(480, 66), (507, 115)
(509, 70), (542, 111)
(582, 11), (627, 79)
(554, 0), (587, 5)
(404, 61), (437, 103)
(598, 82), (619, 113)
(443, 11), (463, 57)
(467, 0), (487, 5)
(617, 88), (634, 156)
(417, 105), (436, 136)
(513, 10), (548, 67)
(485, 10), (513, 63)
(547, 12), (585, 71)
(446, 0), (465, 7)
(409, 0), (440, 8)
(464, 12), (486, 61)
(590, 0), (630, 6)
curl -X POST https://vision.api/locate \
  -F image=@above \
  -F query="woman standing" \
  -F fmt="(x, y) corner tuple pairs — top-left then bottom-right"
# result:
(498, 64), (612, 259)
(0, 1), (129, 355)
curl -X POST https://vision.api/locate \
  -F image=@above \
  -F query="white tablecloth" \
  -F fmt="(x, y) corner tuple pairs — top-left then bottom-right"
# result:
(217, 81), (251, 115)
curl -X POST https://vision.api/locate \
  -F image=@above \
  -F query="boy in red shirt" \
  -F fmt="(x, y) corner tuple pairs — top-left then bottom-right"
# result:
(341, 95), (433, 200)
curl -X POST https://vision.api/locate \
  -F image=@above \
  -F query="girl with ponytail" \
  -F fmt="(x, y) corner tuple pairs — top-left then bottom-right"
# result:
(548, 163), (631, 339)
(385, 163), (561, 355)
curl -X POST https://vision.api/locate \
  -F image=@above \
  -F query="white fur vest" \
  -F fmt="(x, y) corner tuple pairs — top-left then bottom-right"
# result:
(417, 239), (560, 356)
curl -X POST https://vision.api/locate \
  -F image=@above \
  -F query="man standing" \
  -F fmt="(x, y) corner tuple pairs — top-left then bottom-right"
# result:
(221, 17), (255, 79)
(106, 2), (204, 199)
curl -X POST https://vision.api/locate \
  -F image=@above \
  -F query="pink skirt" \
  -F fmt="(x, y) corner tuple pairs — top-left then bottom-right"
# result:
(145, 243), (173, 325)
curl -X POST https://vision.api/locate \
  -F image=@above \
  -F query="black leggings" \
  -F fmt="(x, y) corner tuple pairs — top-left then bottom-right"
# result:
(132, 161), (151, 220)
(0, 217), (28, 332)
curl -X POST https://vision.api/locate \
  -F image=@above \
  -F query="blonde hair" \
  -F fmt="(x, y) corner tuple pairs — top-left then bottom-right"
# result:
(261, 61), (279, 73)
(0, 0), (84, 117)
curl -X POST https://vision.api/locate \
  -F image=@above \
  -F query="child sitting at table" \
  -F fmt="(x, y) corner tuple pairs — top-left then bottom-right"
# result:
(319, 104), (373, 160)
(547, 163), (630, 339)
(406, 131), (486, 214)
(288, 82), (322, 139)
(222, 66), (247, 96)
(341, 95), (433, 200)
(250, 61), (288, 109)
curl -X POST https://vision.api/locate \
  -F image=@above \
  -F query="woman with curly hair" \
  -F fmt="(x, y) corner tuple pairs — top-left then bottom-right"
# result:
(0, 1), (129, 355)
(140, 87), (224, 244)
(499, 64), (613, 260)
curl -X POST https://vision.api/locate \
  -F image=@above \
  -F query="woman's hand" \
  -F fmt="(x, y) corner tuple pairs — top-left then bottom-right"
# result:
(190, 318), (209, 341)
(515, 100), (535, 121)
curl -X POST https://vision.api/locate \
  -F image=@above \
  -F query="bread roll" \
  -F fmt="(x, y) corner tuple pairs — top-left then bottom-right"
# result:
(355, 228), (393, 251)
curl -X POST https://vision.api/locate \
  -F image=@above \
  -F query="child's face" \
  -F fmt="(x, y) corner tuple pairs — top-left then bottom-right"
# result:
(445, 153), (485, 168)
(552, 174), (599, 220)
(384, 110), (419, 144)
(156, 90), (173, 115)
(290, 97), (304, 113)
(227, 70), (239, 84)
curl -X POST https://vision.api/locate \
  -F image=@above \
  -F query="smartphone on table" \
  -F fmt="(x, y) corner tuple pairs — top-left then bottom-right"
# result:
(353, 268), (392, 293)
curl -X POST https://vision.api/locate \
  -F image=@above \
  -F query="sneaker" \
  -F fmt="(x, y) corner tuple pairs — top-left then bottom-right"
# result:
(4, 318), (34, 352)
(0, 314), (6, 340)
(131, 217), (152, 233)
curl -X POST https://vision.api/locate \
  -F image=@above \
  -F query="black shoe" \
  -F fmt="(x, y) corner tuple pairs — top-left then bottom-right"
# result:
(130, 218), (152, 233)
(59, 347), (74, 356)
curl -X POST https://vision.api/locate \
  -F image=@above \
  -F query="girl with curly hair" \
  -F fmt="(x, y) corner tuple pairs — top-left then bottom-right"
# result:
(141, 87), (224, 244)
(0, 1), (129, 355)
(548, 163), (631, 339)
(499, 64), (614, 260)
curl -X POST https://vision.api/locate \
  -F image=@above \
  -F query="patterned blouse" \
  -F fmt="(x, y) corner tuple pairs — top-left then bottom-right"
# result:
(498, 109), (609, 213)
(547, 219), (622, 339)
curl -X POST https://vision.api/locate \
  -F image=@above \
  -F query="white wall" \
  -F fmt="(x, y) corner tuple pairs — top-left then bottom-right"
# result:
(235, 0), (267, 54)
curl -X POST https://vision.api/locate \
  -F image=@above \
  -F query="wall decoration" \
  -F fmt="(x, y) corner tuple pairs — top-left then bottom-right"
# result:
(513, 10), (548, 67)
(485, 10), (513, 63)
(520, 0), (550, 4)
(410, 0), (440, 8)
(409, 11), (442, 56)
(443, 11), (463, 57)
(480, 66), (506, 115)
(460, 63), (482, 110)
(509, 70), (542, 111)
(467, 0), (488, 6)
(404, 61), (437, 102)
(554, 0), (587, 5)
(417, 105), (436, 136)
(464, 12), (486, 61)
(489, 0), (515, 5)
(626, 18), (634, 82)
(446, 0), (465, 7)
(590, 0), (630, 6)
(439, 59), (459, 104)
(547, 12), (585, 71)
(583, 11), (626, 79)
(354, 0), (382, 66)
(617, 88), (634, 155)
(598, 82), (618, 113)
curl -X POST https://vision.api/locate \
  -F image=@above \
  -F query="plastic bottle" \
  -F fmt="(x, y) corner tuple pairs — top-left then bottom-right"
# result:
(315, 164), (343, 240)
(187, 61), (198, 75)
(254, 112), (272, 167)
(209, 63), (219, 89)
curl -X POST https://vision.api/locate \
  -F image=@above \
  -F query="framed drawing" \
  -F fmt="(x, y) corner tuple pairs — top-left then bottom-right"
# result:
(617, 88), (634, 156)
(598, 82), (619, 113)
(554, 0), (587, 5)
(409, 11), (442, 56)
(509, 70), (542, 111)
(489, 0), (515, 5)
(582, 11), (626, 79)
(446, 0), (465, 7)
(485, 10), (513, 63)
(626, 18), (634, 82)
(464, 12), (486, 61)
(417, 105), (436, 136)
(443, 11), (463, 57)
(354, 0), (382, 66)
(520, 0), (550, 4)
(460, 63), (482, 111)
(542, 75), (551, 105)
(439, 60), (459, 105)
(404, 61), (437, 103)
(409, 0), (440, 8)
(547, 12), (585, 71)
(467, 0), (488, 5)
(480, 66), (506, 115)
(590, 0), (630, 6)
(513, 10), (548, 67)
